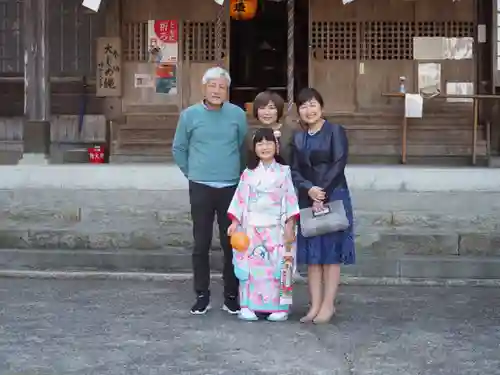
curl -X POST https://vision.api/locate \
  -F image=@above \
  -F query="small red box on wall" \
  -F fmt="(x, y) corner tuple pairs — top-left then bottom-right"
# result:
(88, 145), (105, 164)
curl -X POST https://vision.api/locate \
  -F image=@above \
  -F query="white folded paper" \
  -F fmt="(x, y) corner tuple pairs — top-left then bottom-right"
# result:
(82, 0), (102, 12)
(405, 94), (423, 118)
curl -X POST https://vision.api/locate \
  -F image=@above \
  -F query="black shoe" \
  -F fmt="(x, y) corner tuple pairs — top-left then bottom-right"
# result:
(190, 293), (211, 315)
(222, 295), (240, 315)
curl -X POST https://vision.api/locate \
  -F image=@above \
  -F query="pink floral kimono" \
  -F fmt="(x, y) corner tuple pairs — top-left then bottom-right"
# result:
(227, 161), (300, 316)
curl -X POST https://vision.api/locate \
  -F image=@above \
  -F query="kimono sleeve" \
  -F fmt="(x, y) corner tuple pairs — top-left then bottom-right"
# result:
(227, 169), (249, 224)
(283, 166), (300, 221)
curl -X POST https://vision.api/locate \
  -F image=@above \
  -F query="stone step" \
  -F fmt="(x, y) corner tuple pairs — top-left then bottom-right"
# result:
(2, 183), (500, 279)
(4, 189), (500, 215)
(1, 190), (500, 256)
(2, 206), (500, 231)
(0, 227), (498, 258)
(1, 248), (499, 280)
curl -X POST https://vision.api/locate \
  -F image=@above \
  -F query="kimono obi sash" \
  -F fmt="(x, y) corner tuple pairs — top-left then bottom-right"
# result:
(247, 210), (281, 227)
(246, 162), (285, 227)
(247, 188), (282, 227)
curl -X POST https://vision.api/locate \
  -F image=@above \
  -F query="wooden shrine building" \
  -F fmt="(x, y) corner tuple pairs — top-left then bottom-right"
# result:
(0, 0), (499, 165)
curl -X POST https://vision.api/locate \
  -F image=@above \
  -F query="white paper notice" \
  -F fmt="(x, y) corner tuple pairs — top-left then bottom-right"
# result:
(405, 94), (423, 118)
(82, 0), (102, 12)
(446, 82), (474, 103)
(418, 62), (441, 95)
(134, 74), (154, 88)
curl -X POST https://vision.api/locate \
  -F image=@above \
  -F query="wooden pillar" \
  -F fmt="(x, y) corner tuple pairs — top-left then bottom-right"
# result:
(20, 0), (50, 164)
(286, 0), (295, 114)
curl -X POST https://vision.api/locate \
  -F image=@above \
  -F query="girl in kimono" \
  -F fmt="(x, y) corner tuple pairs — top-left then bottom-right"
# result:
(227, 127), (300, 322)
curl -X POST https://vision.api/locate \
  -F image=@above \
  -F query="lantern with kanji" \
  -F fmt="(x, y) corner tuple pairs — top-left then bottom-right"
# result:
(230, 0), (258, 21)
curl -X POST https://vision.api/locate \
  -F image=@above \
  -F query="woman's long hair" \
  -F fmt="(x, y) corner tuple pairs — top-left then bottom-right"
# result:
(246, 127), (287, 170)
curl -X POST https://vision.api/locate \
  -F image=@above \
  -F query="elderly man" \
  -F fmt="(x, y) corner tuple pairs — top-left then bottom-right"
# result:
(172, 67), (248, 315)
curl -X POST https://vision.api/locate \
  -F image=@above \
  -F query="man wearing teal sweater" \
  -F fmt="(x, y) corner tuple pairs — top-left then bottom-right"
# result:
(172, 67), (248, 315)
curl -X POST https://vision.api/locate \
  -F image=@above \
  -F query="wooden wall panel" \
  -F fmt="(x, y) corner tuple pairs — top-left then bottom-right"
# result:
(308, 0), (481, 162)
(121, 0), (220, 22)
(357, 61), (415, 111)
(311, 61), (356, 113)
(309, 0), (476, 113)
(415, 0), (474, 22)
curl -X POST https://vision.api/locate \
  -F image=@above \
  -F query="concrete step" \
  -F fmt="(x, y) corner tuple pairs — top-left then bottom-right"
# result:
(1, 248), (499, 280)
(2, 167), (500, 279)
(0, 226), (498, 256)
(1, 190), (500, 256)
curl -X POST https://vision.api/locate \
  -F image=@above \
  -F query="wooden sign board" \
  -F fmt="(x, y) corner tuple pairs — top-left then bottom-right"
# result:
(96, 37), (122, 97)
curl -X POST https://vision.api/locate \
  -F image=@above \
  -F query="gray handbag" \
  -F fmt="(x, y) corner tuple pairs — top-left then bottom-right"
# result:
(299, 200), (349, 238)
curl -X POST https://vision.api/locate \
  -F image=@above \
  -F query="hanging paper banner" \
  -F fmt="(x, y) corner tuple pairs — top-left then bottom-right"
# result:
(148, 20), (178, 95)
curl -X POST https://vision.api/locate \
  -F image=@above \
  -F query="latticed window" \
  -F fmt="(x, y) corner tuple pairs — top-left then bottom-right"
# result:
(311, 21), (474, 60)
(122, 21), (227, 62)
(183, 21), (227, 62)
(122, 22), (149, 62)
(360, 22), (415, 60)
(311, 22), (357, 60)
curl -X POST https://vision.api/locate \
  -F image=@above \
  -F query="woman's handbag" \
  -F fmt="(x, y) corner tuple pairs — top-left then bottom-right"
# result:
(299, 200), (349, 238)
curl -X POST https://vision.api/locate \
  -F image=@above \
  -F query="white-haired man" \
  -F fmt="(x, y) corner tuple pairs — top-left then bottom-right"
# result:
(172, 67), (248, 315)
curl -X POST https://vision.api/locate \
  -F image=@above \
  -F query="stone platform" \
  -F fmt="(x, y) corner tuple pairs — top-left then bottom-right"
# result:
(1, 164), (500, 280)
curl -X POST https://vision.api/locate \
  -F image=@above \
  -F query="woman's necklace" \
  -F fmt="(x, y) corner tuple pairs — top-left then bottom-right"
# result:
(308, 127), (320, 136)
(307, 120), (324, 135)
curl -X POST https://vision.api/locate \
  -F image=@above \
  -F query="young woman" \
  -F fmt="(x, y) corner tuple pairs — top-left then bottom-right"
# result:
(227, 127), (300, 322)
(290, 88), (356, 324)
(249, 90), (296, 164)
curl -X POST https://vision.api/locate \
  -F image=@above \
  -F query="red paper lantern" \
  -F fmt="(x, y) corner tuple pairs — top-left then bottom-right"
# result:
(230, 0), (258, 21)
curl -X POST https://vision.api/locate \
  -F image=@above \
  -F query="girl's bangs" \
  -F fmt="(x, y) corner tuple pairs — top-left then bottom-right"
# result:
(253, 127), (276, 143)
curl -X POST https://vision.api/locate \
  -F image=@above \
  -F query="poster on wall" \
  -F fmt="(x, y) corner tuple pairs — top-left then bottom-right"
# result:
(148, 20), (178, 94)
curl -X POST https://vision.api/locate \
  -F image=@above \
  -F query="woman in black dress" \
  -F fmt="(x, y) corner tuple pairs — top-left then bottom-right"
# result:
(290, 88), (356, 324)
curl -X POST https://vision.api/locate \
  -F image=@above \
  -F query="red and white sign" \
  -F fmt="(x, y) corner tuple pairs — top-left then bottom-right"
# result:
(153, 20), (178, 43)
